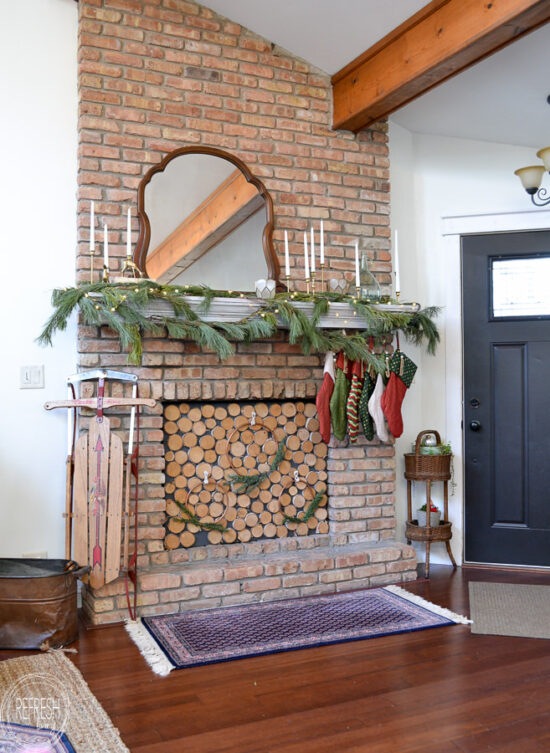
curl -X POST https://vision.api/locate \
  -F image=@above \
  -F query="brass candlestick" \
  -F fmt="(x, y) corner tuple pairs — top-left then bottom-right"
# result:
(320, 262), (325, 291)
(89, 249), (96, 283)
(285, 274), (291, 292)
(102, 265), (110, 283)
(310, 270), (316, 295)
(306, 277), (311, 295)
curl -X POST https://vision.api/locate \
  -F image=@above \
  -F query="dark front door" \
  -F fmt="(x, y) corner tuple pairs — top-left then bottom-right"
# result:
(462, 230), (550, 566)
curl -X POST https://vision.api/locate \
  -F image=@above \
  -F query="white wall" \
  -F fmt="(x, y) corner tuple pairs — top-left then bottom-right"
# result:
(390, 122), (548, 566)
(0, 0), (78, 557)
(2, 1), (544, 568)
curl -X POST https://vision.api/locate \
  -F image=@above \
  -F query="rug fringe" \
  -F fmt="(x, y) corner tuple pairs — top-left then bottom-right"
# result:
(125, 618), (174, 676)
(384, 585), (472, 624)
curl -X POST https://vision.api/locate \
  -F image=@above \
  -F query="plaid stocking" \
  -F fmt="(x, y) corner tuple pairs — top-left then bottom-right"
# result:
(381, 350), (417, 438)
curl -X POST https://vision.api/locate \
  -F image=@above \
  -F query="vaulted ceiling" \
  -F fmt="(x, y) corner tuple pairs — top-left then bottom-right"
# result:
(204, 0), (550, 149)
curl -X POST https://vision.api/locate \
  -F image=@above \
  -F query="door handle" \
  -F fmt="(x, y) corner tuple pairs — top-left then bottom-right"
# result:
(469, 420), (482, 432)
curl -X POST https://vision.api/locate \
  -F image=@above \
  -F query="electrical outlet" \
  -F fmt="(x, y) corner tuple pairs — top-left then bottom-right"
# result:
(20, 365), (45, 389)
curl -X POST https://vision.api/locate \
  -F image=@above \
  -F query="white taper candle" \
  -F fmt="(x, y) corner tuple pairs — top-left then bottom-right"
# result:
(103, 223), (109, 268)
(284, 230), (290, 277)
(90, 201), (95, 251)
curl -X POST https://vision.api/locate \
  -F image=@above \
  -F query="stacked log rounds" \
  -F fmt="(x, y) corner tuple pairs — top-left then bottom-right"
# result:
(162, 401), (328, 549)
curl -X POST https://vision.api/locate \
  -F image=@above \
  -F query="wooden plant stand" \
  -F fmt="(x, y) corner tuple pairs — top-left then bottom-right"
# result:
(404, 430), (457, 578)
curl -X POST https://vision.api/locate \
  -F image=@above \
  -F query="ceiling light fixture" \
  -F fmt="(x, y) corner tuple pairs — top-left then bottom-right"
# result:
(514, 95), (550, 207)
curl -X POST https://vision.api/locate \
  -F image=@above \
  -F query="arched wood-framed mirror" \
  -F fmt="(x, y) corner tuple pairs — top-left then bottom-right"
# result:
(134, 146), (278, 290)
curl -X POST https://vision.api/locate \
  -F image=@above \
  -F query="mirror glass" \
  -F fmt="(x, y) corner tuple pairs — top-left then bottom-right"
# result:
(134, 147), (277, 291)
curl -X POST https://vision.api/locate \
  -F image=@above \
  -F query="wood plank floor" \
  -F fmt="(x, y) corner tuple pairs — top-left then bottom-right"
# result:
(3, 565), (550, 752)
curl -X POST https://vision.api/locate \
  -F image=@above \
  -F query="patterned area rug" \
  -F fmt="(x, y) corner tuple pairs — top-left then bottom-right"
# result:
(0, 651), (129, 752)
(126, 585), (470, 675)
(0, 721), (76, 752)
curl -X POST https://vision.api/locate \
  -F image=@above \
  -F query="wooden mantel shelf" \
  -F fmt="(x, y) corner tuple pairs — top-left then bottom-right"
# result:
(142, 295), (421, 330)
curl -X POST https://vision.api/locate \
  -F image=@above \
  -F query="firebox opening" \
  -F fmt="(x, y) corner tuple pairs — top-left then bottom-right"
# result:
(162, 400), (329, 549)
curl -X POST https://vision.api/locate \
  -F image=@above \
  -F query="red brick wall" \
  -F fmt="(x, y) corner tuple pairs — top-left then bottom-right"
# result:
(76, 1), (401, 587)
(77, 0), (391, 286)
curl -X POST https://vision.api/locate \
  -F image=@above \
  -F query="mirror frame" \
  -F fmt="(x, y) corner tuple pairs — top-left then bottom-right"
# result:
(134, 145), (278, 287)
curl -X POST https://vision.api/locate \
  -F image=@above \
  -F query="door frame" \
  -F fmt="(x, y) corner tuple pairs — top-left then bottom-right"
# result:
(440, 208), (550, 566)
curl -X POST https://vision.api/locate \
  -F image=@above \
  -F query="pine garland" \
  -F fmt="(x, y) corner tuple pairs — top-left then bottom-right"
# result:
(37, 280), (440, 365)
(227, 438), (287, 494)
(172, 499), (226, 533)
(283, 490), (325, 524)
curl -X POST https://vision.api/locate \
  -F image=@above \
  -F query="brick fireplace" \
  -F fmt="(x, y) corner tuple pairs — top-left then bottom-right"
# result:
(77, 0), (417, 624)
(79, 330), (416, 624)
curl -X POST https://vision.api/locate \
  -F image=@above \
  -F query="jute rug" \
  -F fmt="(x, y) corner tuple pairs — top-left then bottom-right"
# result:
(126, 585), (471, 676)
(469, 581), (550, 639)
(0, 651), (129, 753)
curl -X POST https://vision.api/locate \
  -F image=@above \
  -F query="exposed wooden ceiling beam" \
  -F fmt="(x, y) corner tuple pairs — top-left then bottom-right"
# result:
(332, 0), (550, 132)
(146, 169), (264, 283)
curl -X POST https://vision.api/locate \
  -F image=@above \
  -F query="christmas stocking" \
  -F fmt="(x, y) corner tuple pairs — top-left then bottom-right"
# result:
(330, 352), (350, 441)
(381, 350), (417, 438)
(346, 360), (364, 443)
(316, 352), (335, 443)
(358, 368), (376, 440)
(368, 372), (390, 443)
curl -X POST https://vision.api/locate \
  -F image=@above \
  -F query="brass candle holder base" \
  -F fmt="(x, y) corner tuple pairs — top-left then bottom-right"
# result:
(89, 250), (96, 283)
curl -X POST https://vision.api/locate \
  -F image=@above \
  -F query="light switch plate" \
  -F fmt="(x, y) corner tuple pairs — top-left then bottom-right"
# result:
(20, 365), (45, 389)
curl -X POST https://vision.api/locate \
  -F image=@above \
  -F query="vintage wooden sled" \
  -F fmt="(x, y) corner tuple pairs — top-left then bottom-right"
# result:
(45, 370), (155, 592)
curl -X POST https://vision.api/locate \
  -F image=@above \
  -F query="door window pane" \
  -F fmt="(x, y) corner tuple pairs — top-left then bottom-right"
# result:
(491, 255), (550, 318)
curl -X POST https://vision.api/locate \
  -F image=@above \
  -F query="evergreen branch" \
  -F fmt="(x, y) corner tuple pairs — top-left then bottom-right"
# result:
(173, 499), (226, 533)
(226, 471), (269, 494)
(227, 438), (287, 494)
(271, 299), (311, 343)
(402, 306), (442, 355)
(37, 283), (441, 365)
(283, 491), (325, 524)
(311, 296), (330, 325)
(37, 287), (86, 345)
(270, 438), (287, 470)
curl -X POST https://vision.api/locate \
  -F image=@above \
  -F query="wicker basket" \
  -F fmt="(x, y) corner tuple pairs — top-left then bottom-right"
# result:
(406, 520), (453, 542)
(404, 430), (452, 481)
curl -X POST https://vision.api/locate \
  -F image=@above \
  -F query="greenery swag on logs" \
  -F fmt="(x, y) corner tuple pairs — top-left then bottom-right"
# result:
(37, 280), (441, 366)
(283, 490), (325, 525)
(172, 498), (226, 534)
(227, 437), (287, 494)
